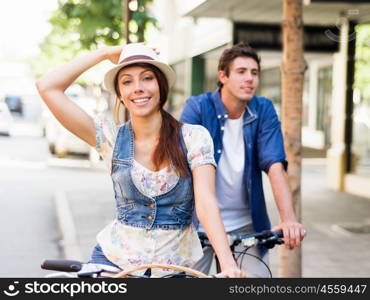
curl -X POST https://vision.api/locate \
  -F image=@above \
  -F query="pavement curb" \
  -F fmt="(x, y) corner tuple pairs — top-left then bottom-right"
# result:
(54, 190), (83, 261)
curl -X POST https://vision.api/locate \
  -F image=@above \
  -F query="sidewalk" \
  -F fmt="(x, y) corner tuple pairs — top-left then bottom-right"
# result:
(55, 160), (370, 277)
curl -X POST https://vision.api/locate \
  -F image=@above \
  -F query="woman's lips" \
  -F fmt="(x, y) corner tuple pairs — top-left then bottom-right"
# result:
(131, 97), (150, 106)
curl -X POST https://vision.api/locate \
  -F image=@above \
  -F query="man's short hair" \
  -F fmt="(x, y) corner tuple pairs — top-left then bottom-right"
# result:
(217, 41), (261, 88)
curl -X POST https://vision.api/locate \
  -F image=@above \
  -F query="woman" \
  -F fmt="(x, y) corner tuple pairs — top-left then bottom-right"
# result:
(36, 43), (245, 277)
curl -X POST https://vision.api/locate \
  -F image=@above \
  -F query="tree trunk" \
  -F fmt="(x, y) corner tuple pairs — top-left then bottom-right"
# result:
(279, 0), (306, 277)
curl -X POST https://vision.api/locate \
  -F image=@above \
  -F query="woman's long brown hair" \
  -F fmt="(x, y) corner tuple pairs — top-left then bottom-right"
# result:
(114, 63), (189, 177)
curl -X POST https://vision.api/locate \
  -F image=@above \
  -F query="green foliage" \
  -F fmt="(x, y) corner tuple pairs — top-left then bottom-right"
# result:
(355, 24), (370, 104)
(31, 0), (157, 81)
(52, 0), (156, 48)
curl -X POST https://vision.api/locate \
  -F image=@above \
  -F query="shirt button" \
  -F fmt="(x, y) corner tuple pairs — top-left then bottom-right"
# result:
(147, 215), (153, 221)
(149, 203), (155, 209)
(217, 149), (222, 154)
(221, 126), (225, 131)
(217, 114), (221, 119)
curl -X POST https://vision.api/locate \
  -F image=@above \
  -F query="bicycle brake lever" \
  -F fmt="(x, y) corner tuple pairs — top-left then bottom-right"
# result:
(77, 264), (105, 277)
(241, 237), (258, 248)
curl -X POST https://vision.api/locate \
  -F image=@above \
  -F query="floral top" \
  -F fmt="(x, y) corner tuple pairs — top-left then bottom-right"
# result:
(94, 114), (216, 277)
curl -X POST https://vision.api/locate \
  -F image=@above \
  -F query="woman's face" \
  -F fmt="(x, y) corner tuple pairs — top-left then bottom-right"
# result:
(116, 65), (160, 118)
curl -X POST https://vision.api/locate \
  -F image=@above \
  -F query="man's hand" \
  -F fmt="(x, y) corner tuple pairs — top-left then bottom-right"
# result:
(272, 221), (306, 250)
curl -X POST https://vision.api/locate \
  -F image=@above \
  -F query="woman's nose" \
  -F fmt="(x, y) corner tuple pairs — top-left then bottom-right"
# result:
(133, 80), (144, 93)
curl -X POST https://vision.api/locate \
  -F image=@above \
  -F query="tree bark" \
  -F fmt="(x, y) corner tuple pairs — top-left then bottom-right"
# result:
(279, 0), (306, 277)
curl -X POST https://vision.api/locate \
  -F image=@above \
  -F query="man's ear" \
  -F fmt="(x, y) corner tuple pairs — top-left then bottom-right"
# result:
(218, 70), (227, 85)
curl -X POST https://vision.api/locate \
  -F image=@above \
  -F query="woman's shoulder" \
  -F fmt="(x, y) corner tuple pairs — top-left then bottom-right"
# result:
(181, 123), (211, 137)
(181, 123), (213, 149)
(181, 123), (216, 169)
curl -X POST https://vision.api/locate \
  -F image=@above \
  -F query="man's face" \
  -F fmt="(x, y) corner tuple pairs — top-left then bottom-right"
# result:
(219, 56), (259, 101)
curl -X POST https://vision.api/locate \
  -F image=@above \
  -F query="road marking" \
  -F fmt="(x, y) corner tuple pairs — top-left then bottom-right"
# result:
(55, 190), (83, 261)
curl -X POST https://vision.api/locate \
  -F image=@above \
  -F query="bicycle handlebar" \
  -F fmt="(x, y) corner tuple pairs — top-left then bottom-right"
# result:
(198, 230), (284, 249)
(41, 230), (284, 277)
(41, 259), (82, 272)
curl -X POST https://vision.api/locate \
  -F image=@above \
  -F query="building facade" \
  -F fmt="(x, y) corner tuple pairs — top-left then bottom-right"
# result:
(149, 0), (370, 198)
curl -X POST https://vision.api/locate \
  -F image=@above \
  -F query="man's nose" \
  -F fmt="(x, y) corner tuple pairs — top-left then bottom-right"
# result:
(244, 72), (253, 82)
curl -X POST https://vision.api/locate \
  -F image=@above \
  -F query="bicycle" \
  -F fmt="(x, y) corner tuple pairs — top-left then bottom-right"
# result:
(41, 229), (283, 278)
(41, 259), (210, 278)
(197, 229), (284, 278)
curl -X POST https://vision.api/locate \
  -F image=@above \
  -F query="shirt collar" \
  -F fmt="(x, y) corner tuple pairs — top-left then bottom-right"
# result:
(212, 88), (258, 124)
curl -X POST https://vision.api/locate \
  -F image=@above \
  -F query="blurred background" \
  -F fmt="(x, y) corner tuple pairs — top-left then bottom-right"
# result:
(1, 0), (370, 277)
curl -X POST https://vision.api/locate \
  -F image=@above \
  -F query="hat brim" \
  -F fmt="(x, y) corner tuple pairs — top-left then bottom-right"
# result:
(103, 59), (176, 95)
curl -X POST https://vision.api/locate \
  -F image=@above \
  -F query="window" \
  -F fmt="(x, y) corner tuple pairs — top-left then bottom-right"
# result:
(316, 66), (332, 147)
(258, 67), (281, 116)
(169, 61), (186, 119)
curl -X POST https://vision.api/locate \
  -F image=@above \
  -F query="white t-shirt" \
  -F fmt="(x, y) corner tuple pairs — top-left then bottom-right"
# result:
(200, 113), (252, 232)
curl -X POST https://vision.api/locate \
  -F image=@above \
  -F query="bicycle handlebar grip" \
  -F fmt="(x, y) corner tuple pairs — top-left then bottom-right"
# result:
(274, 230), (283, 238)
(41, 260), (82, 272)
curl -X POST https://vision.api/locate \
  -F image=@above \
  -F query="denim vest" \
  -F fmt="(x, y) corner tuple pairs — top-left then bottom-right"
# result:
(111, 121), (194, 230)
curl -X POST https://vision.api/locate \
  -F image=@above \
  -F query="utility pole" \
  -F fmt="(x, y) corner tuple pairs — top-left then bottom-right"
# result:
(123, 0), (131, 121)
(124, 0), (131, 44)
(279, 0), (306, 277)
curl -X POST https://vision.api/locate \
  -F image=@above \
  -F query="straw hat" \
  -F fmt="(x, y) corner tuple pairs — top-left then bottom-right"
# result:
(103, 43), (176, 124)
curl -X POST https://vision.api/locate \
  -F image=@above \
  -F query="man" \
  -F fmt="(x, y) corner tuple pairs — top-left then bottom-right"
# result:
(180, 42), (306, 277)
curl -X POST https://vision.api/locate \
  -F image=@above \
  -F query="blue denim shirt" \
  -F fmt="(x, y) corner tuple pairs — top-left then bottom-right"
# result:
(111, 121), (194, 230)
(180, 89), (287, 255)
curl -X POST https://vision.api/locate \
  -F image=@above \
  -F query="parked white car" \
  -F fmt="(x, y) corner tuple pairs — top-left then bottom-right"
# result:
(0, 102), (14, 136)
(41, 85), (107, 158)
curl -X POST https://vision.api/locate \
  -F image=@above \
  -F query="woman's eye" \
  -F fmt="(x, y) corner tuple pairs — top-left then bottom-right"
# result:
(122, 80), (131, 85)
(144, 76), (153, 81)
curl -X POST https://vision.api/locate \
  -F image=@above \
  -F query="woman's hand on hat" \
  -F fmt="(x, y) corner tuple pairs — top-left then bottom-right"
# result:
(104, 45), (125, 64)
(151, 47), (160, 55)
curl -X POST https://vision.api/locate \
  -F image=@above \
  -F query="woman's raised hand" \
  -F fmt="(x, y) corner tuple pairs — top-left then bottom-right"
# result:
(104, 45), (125, 64)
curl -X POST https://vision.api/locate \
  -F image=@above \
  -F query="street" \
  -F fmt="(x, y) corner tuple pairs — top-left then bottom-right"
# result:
(1, 119), (370, 278)
(0, 120), (110, 277)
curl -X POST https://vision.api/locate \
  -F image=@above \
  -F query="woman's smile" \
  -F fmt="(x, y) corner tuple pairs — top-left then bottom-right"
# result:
(131, 97), (151, 106)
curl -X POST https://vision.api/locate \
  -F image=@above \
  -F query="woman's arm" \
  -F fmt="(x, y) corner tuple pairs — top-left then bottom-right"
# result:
(192, 164), (246, 277)
(35, 46), (122, 147)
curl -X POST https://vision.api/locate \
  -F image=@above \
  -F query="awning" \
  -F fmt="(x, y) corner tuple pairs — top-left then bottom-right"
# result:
(184, 0), (370, 25)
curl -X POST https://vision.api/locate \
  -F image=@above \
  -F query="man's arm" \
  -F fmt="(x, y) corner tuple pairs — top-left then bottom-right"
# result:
(179, 97), (202, 125)
(268, 162), (306, 250)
